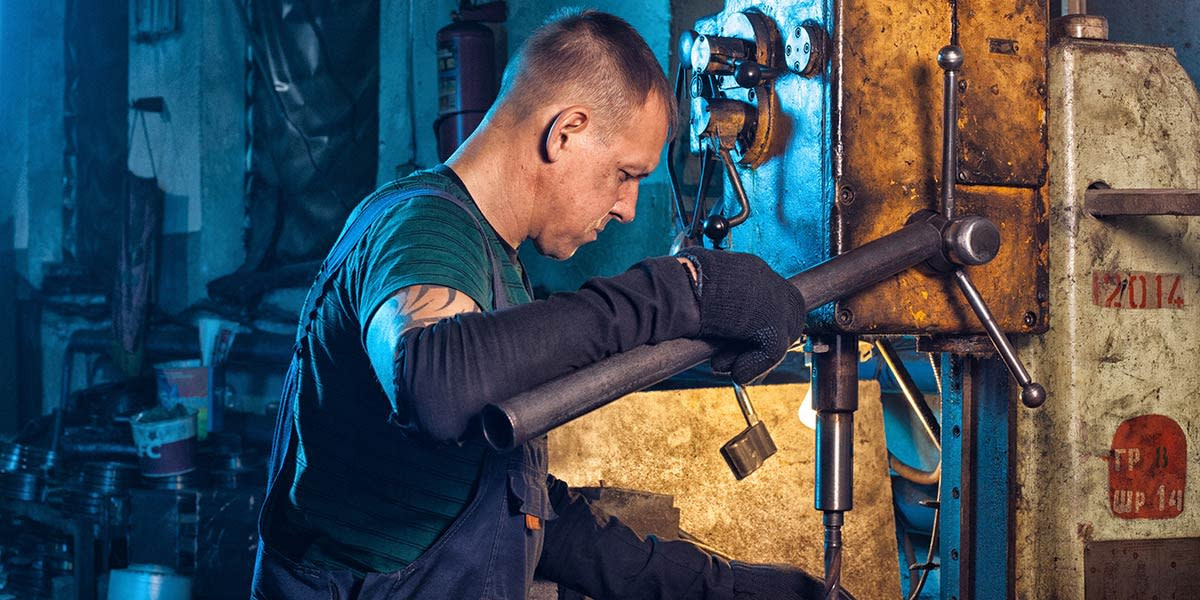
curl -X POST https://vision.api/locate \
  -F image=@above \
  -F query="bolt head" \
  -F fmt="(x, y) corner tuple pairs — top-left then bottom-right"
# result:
(835, 307), (854, 326)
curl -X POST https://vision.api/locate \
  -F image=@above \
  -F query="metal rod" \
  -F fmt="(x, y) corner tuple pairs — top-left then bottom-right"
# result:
(874, 338), (941, 451)
(1084, 188), (1200, 217)
(481, 214), (948, 450)
(718, 147), (752, 227)
(732, 382), (758, 427)
(952, 269), (1047, 407)
(938, 46), (964, 220)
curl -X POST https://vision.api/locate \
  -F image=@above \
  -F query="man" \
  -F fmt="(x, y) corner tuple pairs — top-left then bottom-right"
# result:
(252, 9), (823, 599)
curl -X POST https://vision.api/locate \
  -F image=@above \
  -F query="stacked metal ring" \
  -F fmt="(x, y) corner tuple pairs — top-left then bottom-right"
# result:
(144, 470), (209, 491)
(48, 489), (109, 516)
(0, 471), (43, 502)
(0, 539), (72, 600)
(0, 442), (57, 473)
(79, 461), (140, 495)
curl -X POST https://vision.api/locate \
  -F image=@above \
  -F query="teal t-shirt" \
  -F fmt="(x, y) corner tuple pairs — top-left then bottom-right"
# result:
(284, 166), (531, 575)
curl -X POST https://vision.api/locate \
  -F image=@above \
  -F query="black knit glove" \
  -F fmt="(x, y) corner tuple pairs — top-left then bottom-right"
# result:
(732, 561), (853, 599)
(675, 248), (806, 384)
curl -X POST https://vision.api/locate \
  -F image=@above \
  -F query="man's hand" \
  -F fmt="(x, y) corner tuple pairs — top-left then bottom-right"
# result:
(366, 285), (480, 404)
(675, 248), (806, 384)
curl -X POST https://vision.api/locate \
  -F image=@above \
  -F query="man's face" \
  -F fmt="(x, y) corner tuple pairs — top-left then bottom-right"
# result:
(534, 94), (670, 260)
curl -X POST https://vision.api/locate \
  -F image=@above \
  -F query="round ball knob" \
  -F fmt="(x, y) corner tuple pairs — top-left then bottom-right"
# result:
(937, 44), (964, 71)
(679, 30), (699, 64)
(703, 215), (729, 244)
(734, 61), (763, 88)
(1021, 383), (1047, 408)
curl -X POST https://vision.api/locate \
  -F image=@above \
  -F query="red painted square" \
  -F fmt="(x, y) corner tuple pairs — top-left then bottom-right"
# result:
(1108, 414), (1186, 519)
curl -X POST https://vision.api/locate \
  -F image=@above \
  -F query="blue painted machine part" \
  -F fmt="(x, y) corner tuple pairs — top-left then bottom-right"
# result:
(938, 354), (1012, 600)
(693, 0), (837, 327)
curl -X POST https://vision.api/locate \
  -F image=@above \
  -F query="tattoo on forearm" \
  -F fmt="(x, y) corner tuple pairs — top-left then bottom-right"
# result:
(395, 286), (478, 332)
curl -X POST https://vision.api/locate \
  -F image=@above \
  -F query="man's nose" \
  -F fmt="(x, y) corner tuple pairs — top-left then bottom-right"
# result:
(613, 184), (638, 224)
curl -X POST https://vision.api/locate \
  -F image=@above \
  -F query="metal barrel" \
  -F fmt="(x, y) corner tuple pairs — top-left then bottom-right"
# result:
(481, 213), (946, 450)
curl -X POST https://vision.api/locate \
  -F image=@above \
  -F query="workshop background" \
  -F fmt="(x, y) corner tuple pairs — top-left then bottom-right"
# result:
(1, 1), (1199, 599)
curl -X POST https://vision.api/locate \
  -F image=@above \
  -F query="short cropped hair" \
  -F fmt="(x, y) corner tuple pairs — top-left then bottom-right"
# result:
(498, 9), (677, 139)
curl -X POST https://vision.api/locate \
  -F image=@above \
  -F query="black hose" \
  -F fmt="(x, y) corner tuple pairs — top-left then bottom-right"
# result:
(689, 146), (717, 240)
(666, 63), (690, 231)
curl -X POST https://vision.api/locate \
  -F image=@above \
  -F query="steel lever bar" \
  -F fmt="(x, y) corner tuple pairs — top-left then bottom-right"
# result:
(482, 212), (954, 450)
(936, 44), (1046, 408)
(952, 270), (1047, 407)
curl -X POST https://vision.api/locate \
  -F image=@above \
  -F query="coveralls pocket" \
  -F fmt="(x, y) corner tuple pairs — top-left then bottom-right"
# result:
(507, 465), (559, 538)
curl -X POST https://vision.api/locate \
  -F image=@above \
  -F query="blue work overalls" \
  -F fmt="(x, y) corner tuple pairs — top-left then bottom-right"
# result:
(250, 186), (558, 600)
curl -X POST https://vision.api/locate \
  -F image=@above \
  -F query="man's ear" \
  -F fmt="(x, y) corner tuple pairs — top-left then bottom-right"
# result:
(543, 105), (590, 163)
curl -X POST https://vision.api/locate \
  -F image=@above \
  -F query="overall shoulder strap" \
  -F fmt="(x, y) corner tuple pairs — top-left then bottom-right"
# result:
(294, 185), (507, 345)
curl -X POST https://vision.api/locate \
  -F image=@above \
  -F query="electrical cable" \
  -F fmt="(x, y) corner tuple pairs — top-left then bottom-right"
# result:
(688, 146), (717, 240)
(906, 479), (941, 600)
(666, 63), (691, 231)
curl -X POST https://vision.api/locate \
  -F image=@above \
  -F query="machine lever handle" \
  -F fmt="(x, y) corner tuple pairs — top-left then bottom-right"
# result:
(952, 269), (1047, 408)
(937, 44), (1046, 408)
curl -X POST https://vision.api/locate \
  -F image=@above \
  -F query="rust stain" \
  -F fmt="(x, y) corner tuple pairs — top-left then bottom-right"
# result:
(1075, 521), (1094, 542)
(832, 0), (1048, 335)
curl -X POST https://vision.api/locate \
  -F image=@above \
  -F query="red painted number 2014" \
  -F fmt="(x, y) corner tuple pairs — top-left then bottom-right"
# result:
(1092, 271), (1186, 309)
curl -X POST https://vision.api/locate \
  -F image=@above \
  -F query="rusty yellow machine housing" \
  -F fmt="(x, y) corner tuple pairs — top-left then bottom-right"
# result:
(688, 0), (1049, 336)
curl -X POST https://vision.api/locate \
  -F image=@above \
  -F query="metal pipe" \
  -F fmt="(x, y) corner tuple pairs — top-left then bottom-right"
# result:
(888, 453), (942, 486)
(816, 411), (855, 511)
(481, 214), (949, 450)
(666, 63), (690, 231)
(873, 339), (941, 451)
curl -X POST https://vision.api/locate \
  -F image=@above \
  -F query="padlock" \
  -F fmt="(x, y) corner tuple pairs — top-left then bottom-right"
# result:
(720, 382), (777, 480)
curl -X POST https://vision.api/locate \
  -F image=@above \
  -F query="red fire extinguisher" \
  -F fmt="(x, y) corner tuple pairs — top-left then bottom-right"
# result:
(435, 1), (507, 161)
